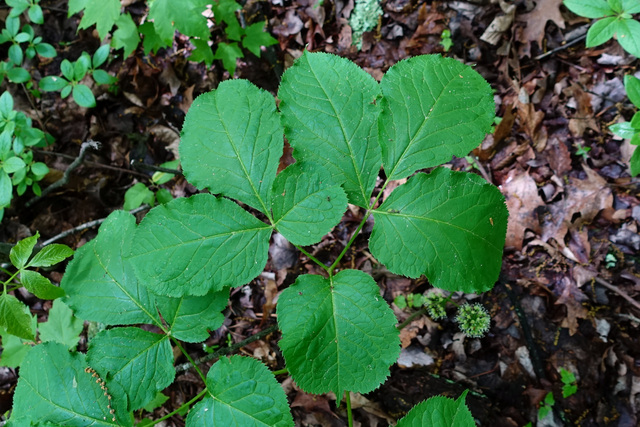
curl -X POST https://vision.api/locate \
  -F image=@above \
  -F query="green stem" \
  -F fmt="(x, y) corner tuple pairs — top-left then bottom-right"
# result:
(272, 368), (288, 376)
(295, 245), (330, 273)
(397, 307), (428, 330)
(146, 388), (208, 426)
(345, 391), (353, 427)
(171, 338), (207, 384)
(2, 270), (22, 294)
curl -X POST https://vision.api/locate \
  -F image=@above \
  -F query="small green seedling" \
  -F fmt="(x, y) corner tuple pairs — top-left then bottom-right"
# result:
(538, 391), (555, 420)
(574, 143), (592, 160)
(560, 368), (578, 398)
(123, 160), (178, 210)
(8, 52), (507, 425)
(6, 0), (44, 25)
(440, 29), (453, 51)
(610, 74), (640, 176)
(39, 45), (116, 108)
(564, 0), (640, 57)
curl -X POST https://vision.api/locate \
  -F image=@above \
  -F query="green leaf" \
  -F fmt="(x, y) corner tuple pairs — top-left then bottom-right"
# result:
(379, 55), (495, 181)
(370, 168), (508, 293)
(28, 4), (44, 24)
(610, 121), (636, 138)
(72, 84), (96, 108)
(278, 51), (381, 208)
(39, 300), (84, 349)
(77, 0), (120, 40)
(123, 182), (154, 210)
(28, 243), (74, 267)
(61, 84), (72, 98)
(7, 0), (29, 16)
(180, 79), (283, 214)
(6, 66), (31, 83)
(30, 161), (49, 177)
(112, 13), (140, 58)
(138, 21), (167, 55)
(213, 41), (243, 76)
(155, 188), (173, 204)
(62, 210), (161, 326)
(39, 75), (69, 91)
(10, 232), (38, 269)
(8, 44), (23, 65)
(92, 44), (111, 68)
(188, 38), (214, 67)
(142, 392), (169, 412)
(586, 16), (618, 47)
(87, 327), (174, 411)
(0, 170), (12, 207)
(156, 289), (229, 342)
(211, 0), (243, 41)
(3, 156), (25, 173)
(0, 324), (35, 367)
(20, 270), (66, 299)
(149, 0), (210, 44)
(68, 0), (89, 16)
(631, 111), (640, 129)
(186, 356), (293, 427)
(0, 92), (13, 116)
(271, 162), (348, 246)
(10, 342), (129, 426)
(622, 0), (640, 13)
(0, 293), (34, 340)
(563, 0), (615, 18)
(92, 69), (116, 85)
(396, 391), (474, 427)
(614, 18), (640, 57)
(35, 42), (57, 57)
(128, 194), (272, 297)
(277, 270), (400, 397)
(241, 21), (278, 57)
(630, 145), (640, 176)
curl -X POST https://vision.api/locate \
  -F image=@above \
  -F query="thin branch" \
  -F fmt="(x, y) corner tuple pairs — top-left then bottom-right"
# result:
(594, 277), (640, 312)
(534, 33), (587, 61)
(39, 205), (150, 246)
(174, 324), (278, 373)
(26, 140), (100, 207)
(34, 149), (150, 178)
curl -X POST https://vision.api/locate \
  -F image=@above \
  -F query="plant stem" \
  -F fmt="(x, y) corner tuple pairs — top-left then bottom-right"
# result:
(172, 338), (207, 384)
(328, 213), (368, 276)
(146, 388), (208, 426)
(295, 245), (330, 273)
(345, 391), (353, 427)
(175, 324), (278, 373)
(271, 368), (288, 376)
(397, 307), (428, 330)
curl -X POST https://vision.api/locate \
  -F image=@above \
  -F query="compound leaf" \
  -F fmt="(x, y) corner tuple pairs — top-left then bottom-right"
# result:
(10, 342), (130, 426)
(20, 270), (65, 299)
(586, 16), (618, 47)
(277, 270), (400, 398)
(396, 391), (474, 427)
(271, 163), (348, 246)
(87, 328), (174, 411)
(563, 0), (615, 18)
(139, 21), (167, 54)
(10, 233), (38, 269)
(180, 80), (282, 214)
(39, 300), (83, 350)
(0, 293), (34, 340)
(278, 51), (381, 208)
(615, 18), (640, 57)
(77, 0), (120, 40)
(186, 356), (293, 427)
(242, 21), (278, 57)
(213, 42), (243, 75)
(62, 210), (161, 326)
(149, 0), (210, 43)
(156, 289), (229, 343)
(128, 194), (272, 297)
(370, 168), (508, 293)
(112, 13), (141, 58)
(379, 55), (495, 181)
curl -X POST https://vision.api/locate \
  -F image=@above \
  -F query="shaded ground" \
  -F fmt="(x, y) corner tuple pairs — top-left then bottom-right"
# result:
(1, 0), (640, 425)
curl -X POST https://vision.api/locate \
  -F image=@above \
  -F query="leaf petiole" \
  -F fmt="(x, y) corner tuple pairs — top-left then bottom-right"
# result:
(144, 387), (209, 426)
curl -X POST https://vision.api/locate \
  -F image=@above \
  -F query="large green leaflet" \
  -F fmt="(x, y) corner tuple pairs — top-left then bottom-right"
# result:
(87, 328), (174, 411)
(186, 356), (293, 426)
(128, 194), (272, 296)
(0, 293), (33, 340)
(379, 55), (494, 180)
(278, 51), (382, 208)
(277, 270), (400, 397)
(271, 162), (348, 246)
(370, 168), (507, 293)
(148, 0), (210, 43)
(396, 391), (474, 427)
(62, 210), (229, 336)
(10, 342), (130, 426)
(62, 210), (160, 326)
(180, 80), (283, 215)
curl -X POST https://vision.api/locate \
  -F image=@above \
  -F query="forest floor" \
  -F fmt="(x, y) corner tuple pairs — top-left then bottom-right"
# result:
(1, 0), (640, 426)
